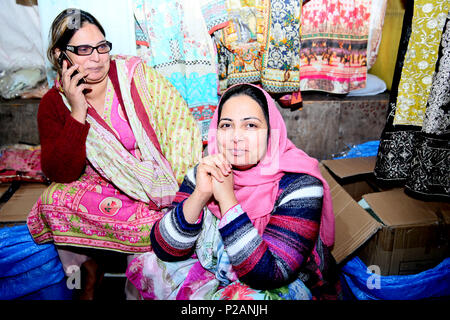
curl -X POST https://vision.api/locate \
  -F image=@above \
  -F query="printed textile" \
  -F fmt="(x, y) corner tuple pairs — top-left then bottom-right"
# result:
(299, 0), (372, 93)
(134, 0), (226, 141)
(214, 0), (302, 94)
(0, 145), (46, 183)
(374, 0), (449, 201)
(27, 55), (202, 252)
(214, 0), (378, 95)
(126, 209), (313, 300)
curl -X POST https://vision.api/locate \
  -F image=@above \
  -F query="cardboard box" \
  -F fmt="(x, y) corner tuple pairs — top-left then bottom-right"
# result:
(0, 184), (10, 198)
(0, 183), (12, 211)
(0, 183), (48, 225)
(321, 157), (450, 276)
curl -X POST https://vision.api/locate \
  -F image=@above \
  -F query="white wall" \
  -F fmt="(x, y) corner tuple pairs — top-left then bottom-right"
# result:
(0, 0), (44, 71)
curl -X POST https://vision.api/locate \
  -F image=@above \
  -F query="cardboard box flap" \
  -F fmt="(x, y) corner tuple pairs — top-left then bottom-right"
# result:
(0, 184), (10, 198)
(442, 209), (450, 224)
(321, 157), (376, 179)
(0, 183), (48, 223)
(320, 164), (382, 264)
(363, 189), (450, 227)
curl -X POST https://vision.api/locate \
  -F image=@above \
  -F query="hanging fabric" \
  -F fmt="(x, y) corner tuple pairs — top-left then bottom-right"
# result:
(299, 0), (372, 94)
(374, 0), (449, 201)
(213, 0), (302, 95)
(366, 0), (388, 70)
(260, 0), (302, 93)
(133, 0), (226, 142)
(369, 0), (406, 90)
(213, 0), (267, 92)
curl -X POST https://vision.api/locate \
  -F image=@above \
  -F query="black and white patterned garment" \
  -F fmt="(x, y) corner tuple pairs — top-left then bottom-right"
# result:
(374, 3), (449, 201)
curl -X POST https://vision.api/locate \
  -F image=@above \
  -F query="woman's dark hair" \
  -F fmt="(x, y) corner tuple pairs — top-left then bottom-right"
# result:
(217, 84), (270, 133)
(47, 9), (105, 72)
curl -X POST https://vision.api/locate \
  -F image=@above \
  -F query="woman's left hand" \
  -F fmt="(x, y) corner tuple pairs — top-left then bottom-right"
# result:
(212, 170), (238, 217)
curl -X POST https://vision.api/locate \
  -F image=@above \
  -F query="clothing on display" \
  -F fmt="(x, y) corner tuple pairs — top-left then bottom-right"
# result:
(134, 0), (226, 142)
(375, 0), (449, 201)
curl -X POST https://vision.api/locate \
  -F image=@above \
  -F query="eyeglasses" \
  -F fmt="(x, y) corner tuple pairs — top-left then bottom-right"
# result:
(65, 41), (112, 56)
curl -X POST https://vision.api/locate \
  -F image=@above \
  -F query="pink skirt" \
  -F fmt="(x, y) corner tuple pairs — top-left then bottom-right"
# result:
(27, 165), (165, 253)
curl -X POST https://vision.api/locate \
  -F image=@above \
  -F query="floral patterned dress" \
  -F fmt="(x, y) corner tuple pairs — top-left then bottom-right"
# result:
(27, 78), (165, 252)
(126, 209), (312, 300)
(27, 56), (202, 254)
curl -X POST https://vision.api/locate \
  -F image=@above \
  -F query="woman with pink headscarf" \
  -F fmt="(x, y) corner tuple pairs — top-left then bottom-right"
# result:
(126, 84), (341, 300)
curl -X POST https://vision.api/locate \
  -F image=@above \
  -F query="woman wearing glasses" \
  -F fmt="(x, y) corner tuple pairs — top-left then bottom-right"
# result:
(26, 9), (202, 299)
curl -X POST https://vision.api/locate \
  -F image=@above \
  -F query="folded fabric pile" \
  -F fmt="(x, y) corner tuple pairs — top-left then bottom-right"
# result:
(0, 144), (47, 184)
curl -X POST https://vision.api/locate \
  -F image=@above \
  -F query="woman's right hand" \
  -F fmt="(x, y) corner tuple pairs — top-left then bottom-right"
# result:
(61, 60), (90, 123)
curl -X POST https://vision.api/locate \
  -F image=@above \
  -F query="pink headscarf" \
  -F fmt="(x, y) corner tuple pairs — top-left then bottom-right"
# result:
(207, 84), (335, 247)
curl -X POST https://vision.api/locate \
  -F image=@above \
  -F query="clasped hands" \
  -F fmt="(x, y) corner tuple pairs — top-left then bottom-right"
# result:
(184, 154), (238, 223)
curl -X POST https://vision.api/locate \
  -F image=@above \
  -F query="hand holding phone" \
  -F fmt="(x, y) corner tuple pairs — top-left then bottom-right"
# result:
(58, 51), (86, 86)
(57, 51), (90, 122)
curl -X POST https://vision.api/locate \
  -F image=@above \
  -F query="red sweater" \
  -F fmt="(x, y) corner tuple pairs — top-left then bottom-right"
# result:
(37, 87), (91, 183)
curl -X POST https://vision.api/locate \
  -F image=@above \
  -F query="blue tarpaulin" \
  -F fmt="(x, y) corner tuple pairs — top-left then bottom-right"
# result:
(333, 140), (380, 159)
(0, 224), (72, 300)
(341, 256), (450, 300)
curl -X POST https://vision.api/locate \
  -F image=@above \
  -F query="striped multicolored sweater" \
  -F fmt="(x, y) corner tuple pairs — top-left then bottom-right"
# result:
(150, 167), (340, 299)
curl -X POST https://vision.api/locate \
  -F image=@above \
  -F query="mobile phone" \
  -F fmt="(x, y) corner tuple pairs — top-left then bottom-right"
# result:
(58, 51), (86, 86)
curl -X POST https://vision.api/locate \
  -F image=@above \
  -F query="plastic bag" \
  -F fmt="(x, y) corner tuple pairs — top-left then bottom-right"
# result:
(332, 140), (380, 159)
(0, 225), (71, 300)
(0, 66), (46, 99)
(341, 256), (450, 300)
